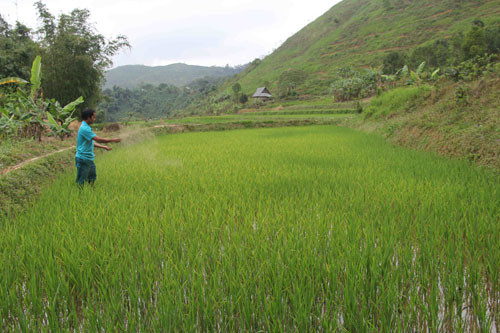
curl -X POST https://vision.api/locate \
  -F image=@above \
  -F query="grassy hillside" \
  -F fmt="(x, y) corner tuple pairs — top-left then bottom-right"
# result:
(104, 63), (242, 89)
(229, 0), (500, 95)
(357, 67), (500, 170)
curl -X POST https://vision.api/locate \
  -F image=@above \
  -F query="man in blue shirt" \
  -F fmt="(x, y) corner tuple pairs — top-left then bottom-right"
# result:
(75, 108), (121, 186)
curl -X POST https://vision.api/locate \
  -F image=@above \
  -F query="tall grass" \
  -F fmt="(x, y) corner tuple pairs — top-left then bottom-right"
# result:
(363, 85), (433, 119)
(1, 126), (499, 331)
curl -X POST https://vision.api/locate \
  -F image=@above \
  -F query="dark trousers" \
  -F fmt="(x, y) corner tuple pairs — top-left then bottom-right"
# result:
(75, 157), (96, 186)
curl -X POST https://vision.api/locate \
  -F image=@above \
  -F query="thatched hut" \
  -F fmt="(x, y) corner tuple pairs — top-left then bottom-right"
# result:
(252, 87), (272, 100)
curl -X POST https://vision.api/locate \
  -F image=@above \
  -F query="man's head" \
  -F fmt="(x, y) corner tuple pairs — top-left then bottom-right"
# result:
(81, 108), (96, 124)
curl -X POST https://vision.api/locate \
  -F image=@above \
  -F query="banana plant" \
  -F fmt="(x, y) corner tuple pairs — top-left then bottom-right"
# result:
(400, 65), (409, 79)
(0, 56), (84, 140)
(30, 55), (42, 100)
(431, 68), (440, 81)
(45, 96), (83, 138)
(409, 61), (426, 85)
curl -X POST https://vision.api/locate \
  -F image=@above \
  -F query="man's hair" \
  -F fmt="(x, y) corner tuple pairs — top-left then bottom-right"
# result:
(81, 108), (96, 120)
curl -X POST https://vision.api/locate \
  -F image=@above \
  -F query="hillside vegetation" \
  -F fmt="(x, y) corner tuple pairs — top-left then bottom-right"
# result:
(103, 63), (243, 89)
(226, 0), (500, 95)
(358, 68), (500, 170)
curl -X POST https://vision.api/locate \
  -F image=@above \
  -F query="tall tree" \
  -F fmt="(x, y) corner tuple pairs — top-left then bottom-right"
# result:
(34, 2), (129, 109)
(0, 15), (38, 79)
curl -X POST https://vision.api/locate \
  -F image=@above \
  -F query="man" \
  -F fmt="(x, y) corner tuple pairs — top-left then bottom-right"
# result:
(75, 108), (121, 186)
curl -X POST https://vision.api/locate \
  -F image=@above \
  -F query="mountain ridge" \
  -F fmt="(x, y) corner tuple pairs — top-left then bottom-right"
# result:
(104, 63), (243, 89)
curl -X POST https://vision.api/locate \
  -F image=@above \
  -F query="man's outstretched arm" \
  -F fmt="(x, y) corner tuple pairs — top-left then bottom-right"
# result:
(94, 142), (112, 151)
(93, 136), (121, 144)
(93, 136), (121, 151)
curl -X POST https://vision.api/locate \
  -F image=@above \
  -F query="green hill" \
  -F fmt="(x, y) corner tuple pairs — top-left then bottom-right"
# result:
(229, 0), (500, 95)
(104, 63), (243, 89)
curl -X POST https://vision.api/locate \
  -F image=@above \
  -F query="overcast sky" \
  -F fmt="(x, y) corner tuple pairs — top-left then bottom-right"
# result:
(1, 0), (341, 68)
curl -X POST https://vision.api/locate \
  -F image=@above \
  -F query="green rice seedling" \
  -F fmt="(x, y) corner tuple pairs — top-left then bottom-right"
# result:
(0, 126), (498, 331)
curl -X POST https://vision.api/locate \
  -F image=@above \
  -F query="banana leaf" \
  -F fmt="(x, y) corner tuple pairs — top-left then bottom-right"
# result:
(417, 61), (426, 76)
(30, 56), (42, 99)
(401, 65), (409, 78)
(62, 96), (84, 116)
(0, 77), (28, 86)
(431, 68), (440, 80)
(410, 71), (418, 82)
(46, 113), (59, 127)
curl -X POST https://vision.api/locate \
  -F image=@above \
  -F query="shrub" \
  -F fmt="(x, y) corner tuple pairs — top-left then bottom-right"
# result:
(329, 68), (381, 101)
(409, 40), (450, 70)
(444, 54), (499, 81)
(239, 93), (248, 104)
(383, 51), (407, 74)
(454, 85), (470, 106)
(277, 69), (307, 97)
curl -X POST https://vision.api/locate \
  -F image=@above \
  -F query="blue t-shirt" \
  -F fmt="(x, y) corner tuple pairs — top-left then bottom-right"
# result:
(75, 121), (96, 160)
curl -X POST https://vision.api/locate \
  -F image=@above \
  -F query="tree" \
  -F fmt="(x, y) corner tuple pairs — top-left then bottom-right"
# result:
(34, 2), (129, 110)
(231, 82), (241, 102)
(0, 15), (39, 80)
(409, 40), (450, 70)
(232, 83), (241, 94)
(485, 25), (500, 55)
(382, 51), (406, 74)
(462, 25), (487, 60)
(277, 69), (307, 97)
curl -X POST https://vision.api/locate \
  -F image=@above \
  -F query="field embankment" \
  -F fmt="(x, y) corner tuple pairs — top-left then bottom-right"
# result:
(0, 147), (75, 217)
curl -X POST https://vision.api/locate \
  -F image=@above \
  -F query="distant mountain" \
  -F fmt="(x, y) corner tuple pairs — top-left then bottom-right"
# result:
(103, 63), (244, 89)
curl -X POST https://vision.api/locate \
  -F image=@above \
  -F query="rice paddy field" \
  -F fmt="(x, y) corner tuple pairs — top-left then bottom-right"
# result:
(1, 125), (499, 331)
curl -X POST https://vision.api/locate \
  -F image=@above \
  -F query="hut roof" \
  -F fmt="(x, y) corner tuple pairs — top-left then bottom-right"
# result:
(252, 87), (272, 98)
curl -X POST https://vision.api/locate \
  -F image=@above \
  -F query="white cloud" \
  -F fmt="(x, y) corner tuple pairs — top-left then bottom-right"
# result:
(0, 0), (341, 67)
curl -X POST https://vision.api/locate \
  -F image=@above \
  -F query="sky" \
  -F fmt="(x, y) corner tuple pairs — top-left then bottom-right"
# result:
(1, 0), (342, 68)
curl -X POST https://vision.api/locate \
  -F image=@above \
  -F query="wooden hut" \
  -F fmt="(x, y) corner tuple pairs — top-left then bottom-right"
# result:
(252, 87), (272, 100)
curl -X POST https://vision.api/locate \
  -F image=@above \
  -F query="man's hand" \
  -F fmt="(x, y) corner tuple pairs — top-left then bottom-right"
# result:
(105, 146), (112, 151)
(113, 138), (122, 143)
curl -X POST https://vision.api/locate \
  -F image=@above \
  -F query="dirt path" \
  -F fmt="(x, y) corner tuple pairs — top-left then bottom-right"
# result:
(1, 146), (75, 176)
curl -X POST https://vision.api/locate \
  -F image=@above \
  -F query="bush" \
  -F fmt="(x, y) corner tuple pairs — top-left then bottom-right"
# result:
(444, 54), (499, 81)
(239, 93), (249, 104)
(329, 68), (381, 101)
(409, 40), (450, 70)
(454, 85), (470, 106)
(383, 51), (407, 74)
